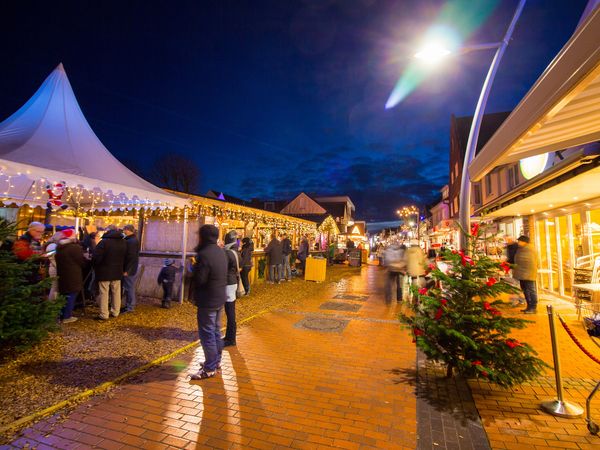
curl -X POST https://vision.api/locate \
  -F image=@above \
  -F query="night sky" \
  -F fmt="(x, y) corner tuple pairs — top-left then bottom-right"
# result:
(0, 0), (588, 221)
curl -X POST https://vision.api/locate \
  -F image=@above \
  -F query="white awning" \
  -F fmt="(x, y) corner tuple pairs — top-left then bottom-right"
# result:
(0, 64), (187, 209)
(469, 6), (600, 181)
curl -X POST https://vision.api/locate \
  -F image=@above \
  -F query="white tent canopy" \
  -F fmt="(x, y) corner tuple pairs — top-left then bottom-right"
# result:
(0, 63), (187, 209)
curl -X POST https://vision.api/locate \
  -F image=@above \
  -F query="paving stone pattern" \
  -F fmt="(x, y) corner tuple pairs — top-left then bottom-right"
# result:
(319, 301), (363, 312)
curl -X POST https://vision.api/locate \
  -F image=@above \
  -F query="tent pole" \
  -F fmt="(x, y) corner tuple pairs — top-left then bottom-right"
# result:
(179, 207), (189, 304)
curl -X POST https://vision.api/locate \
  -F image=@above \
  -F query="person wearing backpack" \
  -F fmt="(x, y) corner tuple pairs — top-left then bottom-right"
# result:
(223, 231), (240, 347)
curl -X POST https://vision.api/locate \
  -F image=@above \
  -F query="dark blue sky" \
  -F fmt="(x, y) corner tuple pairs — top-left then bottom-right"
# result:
(0, 0), (588, 220)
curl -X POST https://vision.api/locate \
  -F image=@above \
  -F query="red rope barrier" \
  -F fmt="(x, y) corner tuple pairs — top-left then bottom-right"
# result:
(557, 314), (600, 366)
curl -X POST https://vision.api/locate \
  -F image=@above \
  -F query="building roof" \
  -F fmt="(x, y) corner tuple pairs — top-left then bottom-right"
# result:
(0, 64), (185, 209)
(205, 190), (249, 206)
(316, 201), (346, 219)
(452, 111), (511, 159)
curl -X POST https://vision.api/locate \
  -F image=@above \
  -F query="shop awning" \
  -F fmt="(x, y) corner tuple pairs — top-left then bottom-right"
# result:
(469, 7), (600, 181)
(0, 64), (187, 209)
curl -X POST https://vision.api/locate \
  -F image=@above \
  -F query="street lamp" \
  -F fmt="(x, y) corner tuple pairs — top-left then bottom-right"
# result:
(397, 205), (420, 239)
(399, 0), (526, 253)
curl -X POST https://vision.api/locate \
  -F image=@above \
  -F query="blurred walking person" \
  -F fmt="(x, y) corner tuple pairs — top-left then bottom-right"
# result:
(405, 239), (426, 290)
(383, 243), (406, 303)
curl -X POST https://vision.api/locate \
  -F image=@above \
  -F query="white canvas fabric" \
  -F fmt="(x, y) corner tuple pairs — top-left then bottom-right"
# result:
(0, 64), (186, 209)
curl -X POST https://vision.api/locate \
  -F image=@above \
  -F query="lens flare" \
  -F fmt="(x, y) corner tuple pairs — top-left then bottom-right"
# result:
(385, 0), (500, 109)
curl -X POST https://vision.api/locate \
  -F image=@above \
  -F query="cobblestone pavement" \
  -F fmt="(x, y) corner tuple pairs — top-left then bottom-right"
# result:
(468, 294), (600, 449)
(4, 266), (422, 450)
(8, 265), (596, 450)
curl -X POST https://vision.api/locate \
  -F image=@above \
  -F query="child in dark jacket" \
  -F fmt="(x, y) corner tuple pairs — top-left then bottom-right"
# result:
(157, 259), (177, 308)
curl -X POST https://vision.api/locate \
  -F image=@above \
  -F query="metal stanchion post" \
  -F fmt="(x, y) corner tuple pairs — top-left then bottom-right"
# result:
(541, 304), (584, 418)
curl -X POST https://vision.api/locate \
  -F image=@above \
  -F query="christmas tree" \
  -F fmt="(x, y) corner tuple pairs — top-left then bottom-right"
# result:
(400, 224), (546, 387)
(0, 219), (64, 354)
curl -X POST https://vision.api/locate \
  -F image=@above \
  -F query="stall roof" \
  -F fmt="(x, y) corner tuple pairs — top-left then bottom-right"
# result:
(0, 64), (186, 209)
(469, 6), (600, 181)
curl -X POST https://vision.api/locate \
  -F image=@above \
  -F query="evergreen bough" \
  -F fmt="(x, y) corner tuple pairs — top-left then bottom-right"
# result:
(400, 224), (547, 387)
(0, 219), (64, 354)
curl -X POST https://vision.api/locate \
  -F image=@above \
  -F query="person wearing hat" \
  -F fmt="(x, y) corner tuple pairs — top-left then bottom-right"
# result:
(55, 229), (86, 323)
(513, 236), (538, 314)
(122, 224), (141, 313)
(191, 224), (228, 380)
(222, 231), (240, 347)
(157, 259), (177, 308)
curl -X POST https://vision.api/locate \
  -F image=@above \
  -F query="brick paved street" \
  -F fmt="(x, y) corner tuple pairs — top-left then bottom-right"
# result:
(4, 266), (419, 450)
(4, 265), (600, 449)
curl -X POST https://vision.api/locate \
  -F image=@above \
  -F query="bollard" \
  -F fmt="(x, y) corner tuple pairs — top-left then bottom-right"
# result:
(541, 304), (584, 418)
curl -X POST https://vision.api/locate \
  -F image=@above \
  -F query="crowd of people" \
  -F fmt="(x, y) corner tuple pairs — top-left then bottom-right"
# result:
(378, 234), (539, 314)
(11, 221), (141, 323)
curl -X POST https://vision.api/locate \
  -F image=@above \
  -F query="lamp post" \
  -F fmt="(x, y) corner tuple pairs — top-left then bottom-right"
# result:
(399, 0), (526, 253)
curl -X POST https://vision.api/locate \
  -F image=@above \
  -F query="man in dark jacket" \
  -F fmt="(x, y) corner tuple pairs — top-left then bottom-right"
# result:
(191, 224), (228, 380)
(92, 225), (127, 320)
(265, 233), (283, 283)
(122, 224), (141, 312)
(55, 229), (86, 323)
(281, 233), (292, 281)
(297, 235), (310, 275)
(239, 238), (253, 295)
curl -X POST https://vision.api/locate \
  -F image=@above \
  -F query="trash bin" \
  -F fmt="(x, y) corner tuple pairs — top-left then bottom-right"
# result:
(348, 250), (362, 267)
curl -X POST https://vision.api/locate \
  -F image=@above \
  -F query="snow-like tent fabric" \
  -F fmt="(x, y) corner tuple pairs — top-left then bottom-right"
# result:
(0, 64), (186, 209)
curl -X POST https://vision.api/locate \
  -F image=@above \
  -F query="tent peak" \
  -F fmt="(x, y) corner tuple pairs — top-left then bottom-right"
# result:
(56, 63), (65, 73)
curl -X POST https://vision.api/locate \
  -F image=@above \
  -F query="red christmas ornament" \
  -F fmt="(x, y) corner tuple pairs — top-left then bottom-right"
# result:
(471, 360), (482, 366)
(418, 287), (428, 295)
(483, 301), (492, 311)
(506, 339), (523, 349)
(434, 308), (443, 320)
(500, 261), (511, 274)
(486, 277), (498, 287)
(428, 263), (436, 270)
(491, 309), (502, 316)
(470, 223), (480, 236)
(440, 299), (448, 306)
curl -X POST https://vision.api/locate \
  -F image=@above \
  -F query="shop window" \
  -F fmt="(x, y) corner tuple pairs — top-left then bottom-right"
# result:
(473, 184), (481, 205)
(507, 166), (518, 190)
(485, 175), (492, 195)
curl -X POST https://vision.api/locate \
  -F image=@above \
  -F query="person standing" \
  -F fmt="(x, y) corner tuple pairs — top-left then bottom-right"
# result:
(240, 237), (253, 295)
(513, 236), (538, 314)
(13, 221), (45, 261)
(281, 233), (292, 281)
(297, 235), (309, 275)
(505, 236), (524, 306)
(92, 225), (127, 320)
(223, 231), (240, 347)
(157, 259), (177, 308)
(191, 224), (228, 380)
(404, 240), (426, 289)
(122, 224), (140, 313)
(265, 233), (283, 283)
(55, 229), (86, 323)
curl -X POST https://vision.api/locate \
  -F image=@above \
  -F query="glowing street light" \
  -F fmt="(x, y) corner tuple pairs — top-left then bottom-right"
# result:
(392, 0), (527, 252)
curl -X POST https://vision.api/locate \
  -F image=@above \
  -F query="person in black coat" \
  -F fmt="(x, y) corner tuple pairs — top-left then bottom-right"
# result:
(55, 229), (86, 323)
(191, 224), (228, 380)
(92, 225), (127, 320)
(223, 231), (240, 347)
(265, 233), (283, 283)
(239, 237), (253, 295)
(297, 236), (310, 275)
(122, 224), (141, 312)
(281, 233), (292, 281)
(157, 259), (178, 309)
